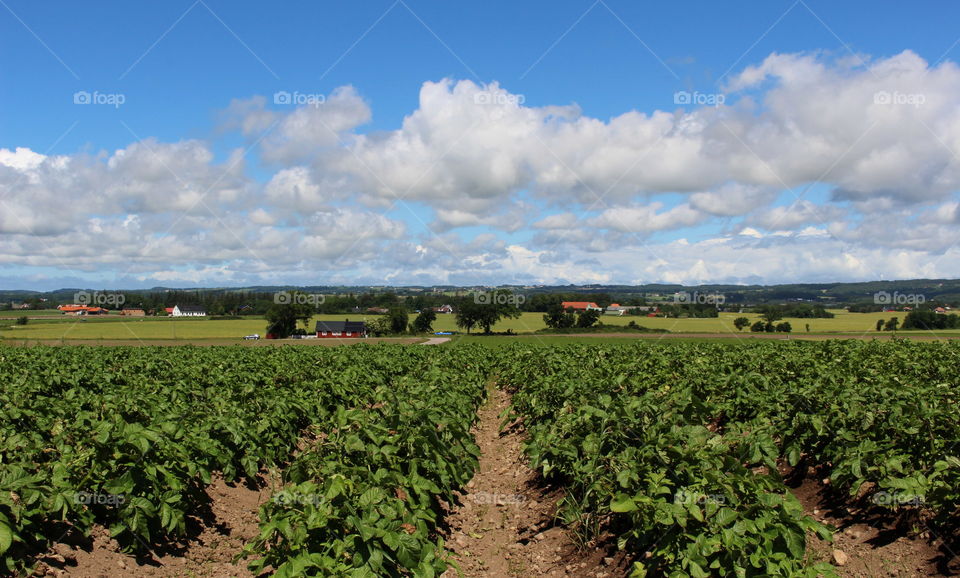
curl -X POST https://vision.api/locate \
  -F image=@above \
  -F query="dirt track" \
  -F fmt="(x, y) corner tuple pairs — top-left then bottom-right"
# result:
(441, 386), (629, 577)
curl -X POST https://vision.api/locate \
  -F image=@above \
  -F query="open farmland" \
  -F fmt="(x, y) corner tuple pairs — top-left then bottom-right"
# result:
(3, 310), (958, 344)
(2, 340), (958, 576)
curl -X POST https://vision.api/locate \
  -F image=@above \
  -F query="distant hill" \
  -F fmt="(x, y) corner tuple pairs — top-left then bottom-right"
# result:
(3, 279), (960, 308)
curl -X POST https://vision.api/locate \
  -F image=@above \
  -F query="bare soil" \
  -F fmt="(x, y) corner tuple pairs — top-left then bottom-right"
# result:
(788, 469), (959, 577)
(33, 474), (275, 577)
(441, 386), (631, 577)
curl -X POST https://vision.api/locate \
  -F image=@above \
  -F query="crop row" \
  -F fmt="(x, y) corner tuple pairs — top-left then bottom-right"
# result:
(0, 344), (490, 576)
(3, 340), (957, 577)
(242, 356), (490, 576)
(496, 340), (960, 577)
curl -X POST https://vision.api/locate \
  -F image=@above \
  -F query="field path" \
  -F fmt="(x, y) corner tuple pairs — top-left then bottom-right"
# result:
(421, 337), (452, 345)
(442, 386), (625, 577)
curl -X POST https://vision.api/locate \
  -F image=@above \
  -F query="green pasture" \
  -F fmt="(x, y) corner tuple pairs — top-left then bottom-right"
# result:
(1, 309), (954, 342)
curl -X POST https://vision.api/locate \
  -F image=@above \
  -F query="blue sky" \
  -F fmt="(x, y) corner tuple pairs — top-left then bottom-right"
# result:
(2, 1), (960, 289)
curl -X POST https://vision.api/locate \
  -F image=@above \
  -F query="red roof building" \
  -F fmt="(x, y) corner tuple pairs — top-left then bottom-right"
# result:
(561, 301), (602, 311)
(57, 305), (108, 315)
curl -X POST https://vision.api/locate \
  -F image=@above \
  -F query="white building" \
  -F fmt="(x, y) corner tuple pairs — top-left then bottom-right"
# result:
(171, 305), (207, 317)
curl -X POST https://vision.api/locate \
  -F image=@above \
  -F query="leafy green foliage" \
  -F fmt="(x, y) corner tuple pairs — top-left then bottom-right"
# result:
(412, 309), (437, 333)
(265, 298), (315, 337)
(3, 339), (958, 576)
(0, 344), (490, 576)
(455, 291), (522, 334)
(387, 307), (410, 334)
(496, 340), (960, 576)
(242, 354), (490, 576)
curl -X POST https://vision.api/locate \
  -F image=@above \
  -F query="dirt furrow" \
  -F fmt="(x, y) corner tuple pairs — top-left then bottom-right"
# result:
(442, 386), (625, 578)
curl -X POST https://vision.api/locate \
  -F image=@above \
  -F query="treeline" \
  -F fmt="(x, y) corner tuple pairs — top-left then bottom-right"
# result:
(44, 290), (659, 315)
(752, 304), (835, 318)
(902, 309), (960, 330)
(657, 304), (719, 318)
(43, 290), (442, 316)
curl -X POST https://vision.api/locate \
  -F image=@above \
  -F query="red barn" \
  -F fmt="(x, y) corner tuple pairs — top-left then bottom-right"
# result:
(315, 320), (368, 338)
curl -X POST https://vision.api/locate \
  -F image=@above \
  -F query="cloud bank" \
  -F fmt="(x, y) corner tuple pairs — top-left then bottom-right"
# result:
(3, 50), (960, 287)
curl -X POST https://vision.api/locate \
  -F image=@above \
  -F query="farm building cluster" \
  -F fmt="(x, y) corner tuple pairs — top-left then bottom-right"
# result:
(57, 304), (208, 317)
(561, 301), (659, 316)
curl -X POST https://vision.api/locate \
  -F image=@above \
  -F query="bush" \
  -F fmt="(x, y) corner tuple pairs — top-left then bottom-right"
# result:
(15, 316), (28, 326)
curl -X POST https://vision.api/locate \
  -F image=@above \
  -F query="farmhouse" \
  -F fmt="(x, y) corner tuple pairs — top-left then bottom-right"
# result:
(604, 304), (660, 316)
(171, 305), (207, 317)
(315, 320), (367, 338)
(561, 301), (602, 311)
(605, 303), (628, 315)
(57, 304), (108, 315)
(432, 304), (454, 314)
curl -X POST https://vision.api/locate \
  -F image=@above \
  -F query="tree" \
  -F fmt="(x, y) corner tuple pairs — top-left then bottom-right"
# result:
(775, 321), (792, 333)
(759, 306), (783, 325)
(884, 317), (899, 331)
(902, 310), (960, 330)
(387, 308), (409, 334)
(15, 316), (28, 326)
(367, 317), (391, 336)
(750, 321), (766, 332)
(543, 301), (575, 329)
(576, 309), (601, 328)
(455, 291), (522, 334)
(412, 309), (437, 333)
(876, 319), (884, 332)
(265, 299), (313, 338)
(733, 317), (750, 331)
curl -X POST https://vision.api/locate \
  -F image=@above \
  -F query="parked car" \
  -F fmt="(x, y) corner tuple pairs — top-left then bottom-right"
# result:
(243, 334), (260, 340)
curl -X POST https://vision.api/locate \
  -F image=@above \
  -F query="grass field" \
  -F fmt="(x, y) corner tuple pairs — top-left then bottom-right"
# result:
(0, 309), (64, 318)
(1, 309), (956, 342)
